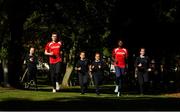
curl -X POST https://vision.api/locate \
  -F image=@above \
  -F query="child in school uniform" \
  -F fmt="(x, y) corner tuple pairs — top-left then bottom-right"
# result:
(75, 51), (90, 94)
(91, 52), (105, 95)
(24, 47), (38, 90)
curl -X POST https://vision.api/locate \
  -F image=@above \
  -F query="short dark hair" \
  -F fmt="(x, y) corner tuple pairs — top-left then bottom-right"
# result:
(118, 40), (123, 43)
(52, 32), (57, 35)
(95, 52), (101, 56)
(140, 47), (145, 51)
(29, 45), (35, 49)
(80, 51), (86, 55)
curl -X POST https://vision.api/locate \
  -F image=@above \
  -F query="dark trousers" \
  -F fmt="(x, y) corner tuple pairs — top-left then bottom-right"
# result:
(115, 66), (125, 92)
(137, 71), (148, 94)
(50, 62), (61, 89)
(27, 66), (37, 89)
(78, 72), (88, 94)
(93, 72), (103, 93)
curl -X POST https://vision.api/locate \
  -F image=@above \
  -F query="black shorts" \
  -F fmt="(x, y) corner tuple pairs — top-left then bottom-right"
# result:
(50, 62), (61, 75)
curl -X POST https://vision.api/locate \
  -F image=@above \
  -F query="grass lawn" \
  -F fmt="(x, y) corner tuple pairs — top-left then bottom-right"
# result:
(0, 85), (180, 111)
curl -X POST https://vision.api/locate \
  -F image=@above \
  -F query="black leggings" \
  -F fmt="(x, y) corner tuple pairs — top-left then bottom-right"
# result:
(93, 72), (103, 93)
(50, 62), (61, 89)
(78, 72), (89, 93)
(137, 71), (148, 94)
(27, 67), (37, 88)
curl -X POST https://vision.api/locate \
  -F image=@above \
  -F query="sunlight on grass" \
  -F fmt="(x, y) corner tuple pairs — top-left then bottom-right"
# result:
(0, 85), (171, 102)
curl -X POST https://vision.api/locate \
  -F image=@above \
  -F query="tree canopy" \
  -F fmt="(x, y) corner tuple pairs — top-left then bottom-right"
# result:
(0, 0), (180, 87)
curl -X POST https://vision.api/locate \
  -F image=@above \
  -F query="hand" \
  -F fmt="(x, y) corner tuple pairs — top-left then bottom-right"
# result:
(138, 63), (142, 67)
(92, 66), (95, 69)
(98, 65), (101, 68)
(135, 74), (137, 78)
(29, 58), (33, 62)
(148, 68), (152, 72)
(78, 67), (81, 70)
(114, 59), (118, 64)
(75, 67), (81, 71)
(49, 52), (54, 56)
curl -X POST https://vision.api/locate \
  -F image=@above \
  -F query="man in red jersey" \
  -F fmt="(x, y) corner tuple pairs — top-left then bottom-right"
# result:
(112, 40), (128, 96)
(45, 32), (62, 93)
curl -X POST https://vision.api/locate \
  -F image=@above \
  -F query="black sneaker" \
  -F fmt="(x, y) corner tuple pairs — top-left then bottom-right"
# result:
(96, 92), (100, 96)
(80, 92), (85, 95)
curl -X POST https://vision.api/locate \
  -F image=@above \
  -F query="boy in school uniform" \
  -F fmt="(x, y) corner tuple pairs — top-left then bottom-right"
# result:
(75, 51), (90, 94)
(91, 52), (105, 95)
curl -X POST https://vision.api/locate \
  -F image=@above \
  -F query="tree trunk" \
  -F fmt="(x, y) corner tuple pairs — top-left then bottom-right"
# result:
(2, 59), (10, 87)
(61, 33), (77, 88)
(61, 64), (73, 88)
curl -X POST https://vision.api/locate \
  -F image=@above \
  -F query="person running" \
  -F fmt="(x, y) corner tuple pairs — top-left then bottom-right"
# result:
(45, 32), (63, 93)
(75, 51), (90, 95)
(135, 48), (150, 95)
(91, 52), (106, 95)
(112, 40), (128, 96)
(24, 46), (38, 90)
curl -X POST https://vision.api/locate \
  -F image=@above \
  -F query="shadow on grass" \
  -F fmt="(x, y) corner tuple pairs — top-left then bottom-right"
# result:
(20, 83), (180, 96)
(1, 95), (180, 111)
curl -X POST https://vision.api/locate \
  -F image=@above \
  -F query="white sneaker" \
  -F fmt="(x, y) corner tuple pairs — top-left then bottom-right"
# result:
(52, 88), (56, 93)
(56, 82), (60, 90)
(117, 92), (121, 97)
(114, 85), (118, 93)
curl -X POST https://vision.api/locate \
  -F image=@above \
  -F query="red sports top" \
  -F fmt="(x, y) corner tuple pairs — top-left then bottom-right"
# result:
(45, 41), (62, 64)
(112, 47), (128, 68)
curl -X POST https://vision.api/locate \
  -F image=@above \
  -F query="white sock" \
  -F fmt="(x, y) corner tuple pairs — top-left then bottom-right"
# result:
(114, 85), (118, 93)
(56, 82), (60, 90)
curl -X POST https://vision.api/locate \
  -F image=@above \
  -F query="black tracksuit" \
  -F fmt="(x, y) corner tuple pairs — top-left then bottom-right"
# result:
(91, 60), (105, 94)
(25, 54), (38, 88)
(76, 59), (89, 94)
(135, 56), (149, 94)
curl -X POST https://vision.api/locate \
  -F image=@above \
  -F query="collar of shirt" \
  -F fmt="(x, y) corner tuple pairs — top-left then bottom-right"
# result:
(95, 60), (100, 62)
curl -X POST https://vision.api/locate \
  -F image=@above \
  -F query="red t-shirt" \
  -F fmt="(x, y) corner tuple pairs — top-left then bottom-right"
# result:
(45, 41), (62, 64)
(112, 47), (128, 68)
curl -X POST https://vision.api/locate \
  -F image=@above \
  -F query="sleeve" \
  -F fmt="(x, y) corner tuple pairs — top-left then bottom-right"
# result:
(123, 48), (128, 66)
(76, 60), (80, 68)
(91, 61), (95, 71)
(45, 42), (50, 51)
(112, 48), (116, 56)
(92, 61), (99, 72)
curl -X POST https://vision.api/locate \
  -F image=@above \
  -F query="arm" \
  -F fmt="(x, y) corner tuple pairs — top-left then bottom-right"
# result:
(125, 48), (128, 69)
(44, 43), (53, 56)
(74, 60), (81, 71)
(147, 57), (152, 72)
(44, 49), (53, 56)
(90, 62), (96, 72)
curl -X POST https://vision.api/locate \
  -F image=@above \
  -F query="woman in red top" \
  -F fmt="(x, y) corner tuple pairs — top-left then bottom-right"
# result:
(112, 40), (128, 96)
(45, 32), (62, 93)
